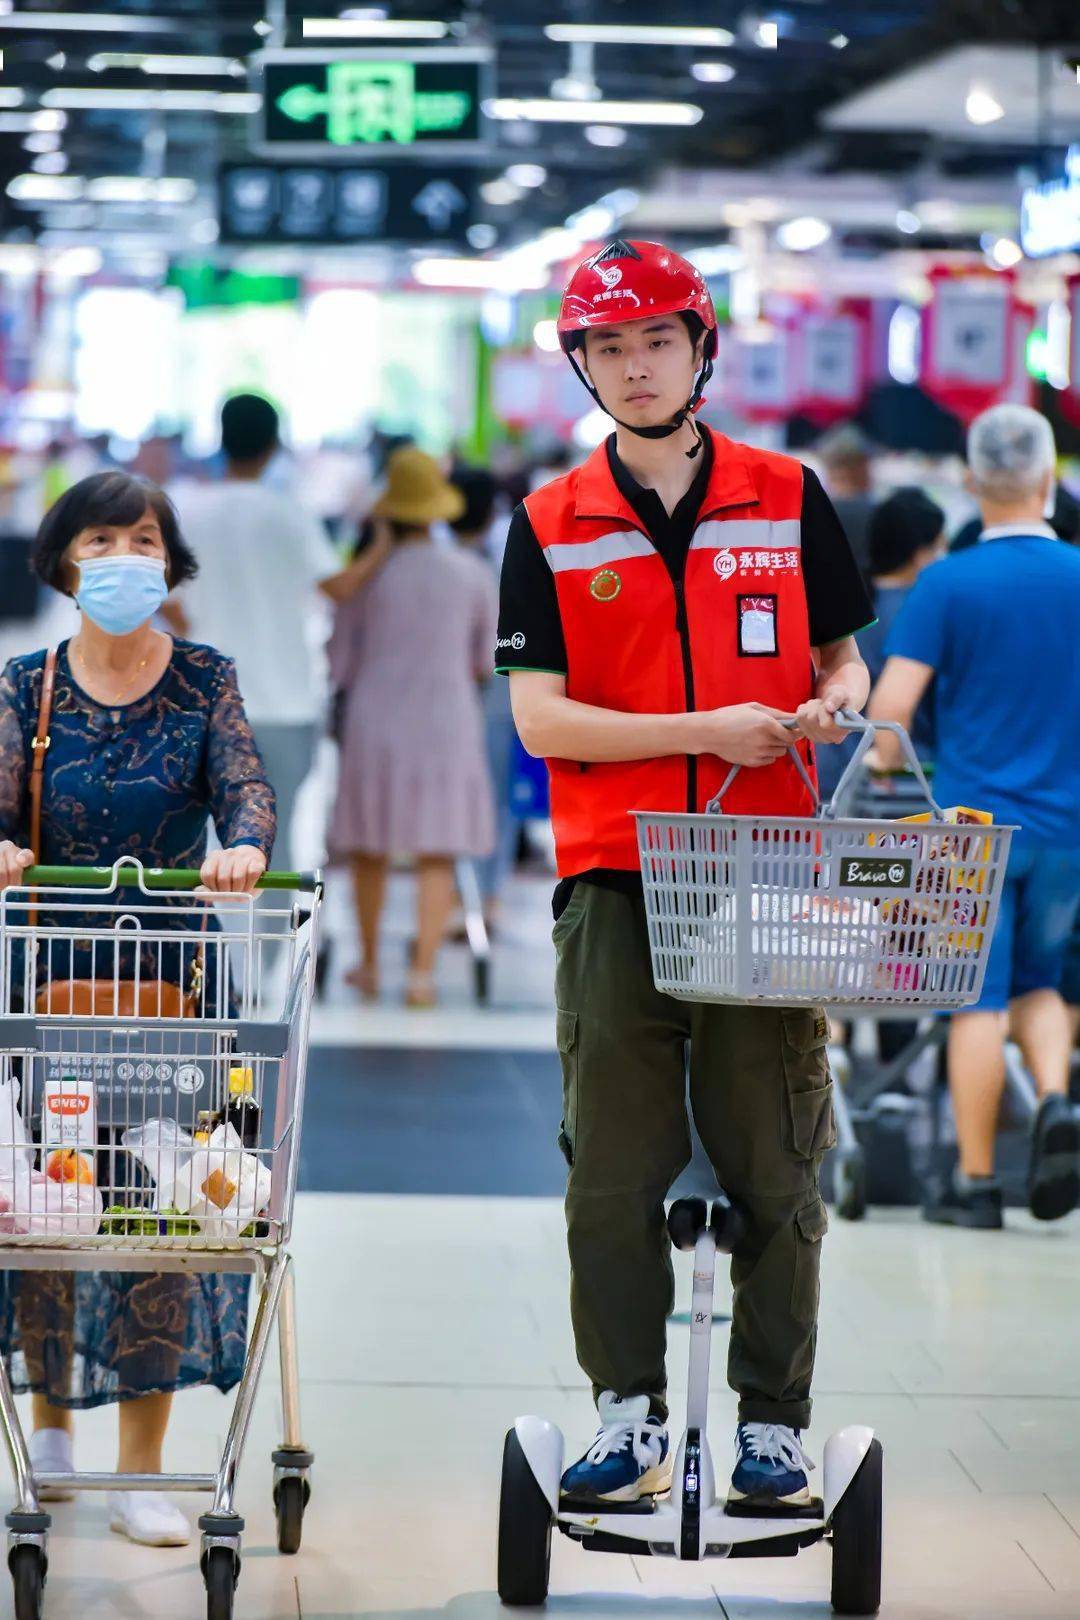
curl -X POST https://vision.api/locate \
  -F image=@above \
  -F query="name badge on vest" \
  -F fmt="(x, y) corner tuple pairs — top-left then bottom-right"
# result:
(738, 593), (778, 656)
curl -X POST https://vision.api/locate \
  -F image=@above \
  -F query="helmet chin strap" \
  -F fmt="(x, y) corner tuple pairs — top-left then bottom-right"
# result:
(567, 351), (714, 459)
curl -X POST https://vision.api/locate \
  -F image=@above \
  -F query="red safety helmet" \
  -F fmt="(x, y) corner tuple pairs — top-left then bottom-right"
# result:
(558, 238), (718, 359)
(557, 238), (718, 450)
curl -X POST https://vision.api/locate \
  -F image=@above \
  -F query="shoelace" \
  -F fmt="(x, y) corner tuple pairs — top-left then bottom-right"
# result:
(739, 1422), (815, 1474)
(586, 1418), (663, 1471)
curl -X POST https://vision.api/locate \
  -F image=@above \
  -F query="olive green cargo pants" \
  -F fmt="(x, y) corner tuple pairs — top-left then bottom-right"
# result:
(554, 882), (835, 1429)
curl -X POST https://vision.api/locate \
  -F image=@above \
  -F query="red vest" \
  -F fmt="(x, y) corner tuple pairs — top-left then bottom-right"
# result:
(524, 428), (818, 875)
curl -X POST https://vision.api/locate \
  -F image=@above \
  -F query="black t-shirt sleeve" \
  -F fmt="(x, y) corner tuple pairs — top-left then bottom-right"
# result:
(494, 503), (568, 675)
(800, 466), (877, 647)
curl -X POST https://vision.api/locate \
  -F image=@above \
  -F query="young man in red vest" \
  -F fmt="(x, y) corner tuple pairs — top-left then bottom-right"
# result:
(496, 240), (873, 1508)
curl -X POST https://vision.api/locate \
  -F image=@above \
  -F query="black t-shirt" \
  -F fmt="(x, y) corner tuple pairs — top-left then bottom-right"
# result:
(495, 433), (874, 917)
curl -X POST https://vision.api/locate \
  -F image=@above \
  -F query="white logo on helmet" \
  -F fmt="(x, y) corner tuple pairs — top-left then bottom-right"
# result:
(713, 549), (738, 580)
(596, 264), (623, 289)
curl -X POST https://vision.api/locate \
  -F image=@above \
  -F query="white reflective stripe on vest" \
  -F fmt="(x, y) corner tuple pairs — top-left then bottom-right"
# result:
(544, 529), (656, 575)
(689, 517), (802, 552)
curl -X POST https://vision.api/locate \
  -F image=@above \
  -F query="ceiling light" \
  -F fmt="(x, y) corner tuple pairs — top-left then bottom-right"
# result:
(301, 17), (448, 38)
(22, 131), (61, 152)
(340, 7), (389, 18)
(0, 89), (24, 107)
(544, 23), (735, 46)
(0, 246), (39, 274)
(505, 163), (547, 189)
(0, 10), (176, 29)
(86, 175), (196, 203)
(7, 174), (84, 202)
(480, 177), (522, 206)
(191, 217), (219, 244)
(253, 19), (273, 35)
(46, 51), (66, 70)
(986, 235), (1023, 269)
(754, 20), (779, 48)
(830, 34), (849, 49)
(87, 52), (244, 75)
(965, 85), (1004, 125)
(31, 151), (68, 174)
(0, 111), (60, 133)
(776, 215), (832, 251)
(466, 223), (497, 250)
(412, 257), (549, 292)
(533, 319), (561, 353)
(687, 243), (744, 275)
(41, 87), (260, 112)
(487, 98), (702, 126)
(585, 123), (627, 147)
(896, 209), (921, 235)
(691, 62), (736, 83)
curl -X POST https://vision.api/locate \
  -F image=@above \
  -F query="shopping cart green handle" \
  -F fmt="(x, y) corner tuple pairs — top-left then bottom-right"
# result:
(17, 865), (323, 893)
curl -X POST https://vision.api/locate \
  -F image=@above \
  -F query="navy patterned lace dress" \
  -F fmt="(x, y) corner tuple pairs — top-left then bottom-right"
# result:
(0, 638), (275, 1406)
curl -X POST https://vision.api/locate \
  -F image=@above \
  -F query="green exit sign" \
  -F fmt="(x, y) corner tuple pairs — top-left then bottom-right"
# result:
(257, 48), (489, 156)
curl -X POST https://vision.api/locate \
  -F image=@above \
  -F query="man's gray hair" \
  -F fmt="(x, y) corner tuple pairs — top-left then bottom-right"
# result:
(967, 404), (1056, 500)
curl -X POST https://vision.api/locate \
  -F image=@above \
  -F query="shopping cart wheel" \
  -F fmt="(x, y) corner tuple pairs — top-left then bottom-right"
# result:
(830, 1438), (883, 1615)
(498, 1428), (552, 1605)
(835, 1149), (868, 1222)
(203, 1546), (239, 1620)
(274, 1475), (309, 1555)
(10, 1544), (46, 1620)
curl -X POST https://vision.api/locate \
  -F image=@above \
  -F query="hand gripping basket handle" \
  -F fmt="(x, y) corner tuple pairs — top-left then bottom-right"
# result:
(703, 709), (943, 820)
(705, 720), (820, 816)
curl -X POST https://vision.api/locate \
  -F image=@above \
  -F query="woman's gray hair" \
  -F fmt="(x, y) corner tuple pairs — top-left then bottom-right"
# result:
(967, 404), (1056, 500)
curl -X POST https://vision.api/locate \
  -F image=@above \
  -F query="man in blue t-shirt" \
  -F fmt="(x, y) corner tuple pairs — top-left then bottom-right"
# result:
(870, 404), (1080, 1231)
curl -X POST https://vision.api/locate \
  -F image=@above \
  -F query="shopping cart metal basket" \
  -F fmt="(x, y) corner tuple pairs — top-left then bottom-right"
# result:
(634, 714), (1014, 1011)
(0, 858), (321, 1620)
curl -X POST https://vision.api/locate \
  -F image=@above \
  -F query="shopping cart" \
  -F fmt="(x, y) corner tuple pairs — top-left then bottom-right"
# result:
(634, 712), (1014, 1012)
(0, 858), (321, 1620)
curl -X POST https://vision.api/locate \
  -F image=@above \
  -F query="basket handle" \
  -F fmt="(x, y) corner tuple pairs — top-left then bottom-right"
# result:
(703, 709), (943, 821)
(704, 720), (820, 816)
(824, 710), (943, 820)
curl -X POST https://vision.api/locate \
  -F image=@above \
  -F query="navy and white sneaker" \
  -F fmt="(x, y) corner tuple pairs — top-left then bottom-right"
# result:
(728, 1422), (815, 1508)
(560, 1392), (672, 1504)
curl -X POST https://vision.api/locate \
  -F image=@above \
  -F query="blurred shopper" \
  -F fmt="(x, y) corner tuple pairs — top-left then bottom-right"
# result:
(950, 479), (1080, 552)
(500, 240), (871, 1510)
(450, 466), (515, 929)
(859, 486), (945, 751)
(816, 423), (876, 579)
(870, 404), (1080, 1230)
(0, 471), (274, 1546)
(327, 448), (496, 1008)
(172, 394), (364, 866)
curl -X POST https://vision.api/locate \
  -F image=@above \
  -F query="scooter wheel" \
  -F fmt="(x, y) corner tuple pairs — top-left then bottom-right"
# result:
(836, 1151), (867, 1223)
(498, 1428), (552, 1605)
(830, 1437), (882, 1615)
(667, 1197), (708, 1251)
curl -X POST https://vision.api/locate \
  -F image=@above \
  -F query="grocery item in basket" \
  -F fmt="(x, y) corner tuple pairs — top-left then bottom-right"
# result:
(42, 1076), (96, 1188)
(123, 1117), (271, 1241)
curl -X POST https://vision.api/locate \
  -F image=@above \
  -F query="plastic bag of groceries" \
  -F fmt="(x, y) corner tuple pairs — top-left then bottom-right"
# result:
(0, 1078), (102, 1237)
(123, 1117), (271, 1242)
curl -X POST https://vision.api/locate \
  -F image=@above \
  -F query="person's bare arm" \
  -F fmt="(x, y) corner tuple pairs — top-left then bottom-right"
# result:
(508, 670), (795, 768)
(866, 655), (934, 768)
(793, 635), (871, 744)
(317, 522), (392, 604)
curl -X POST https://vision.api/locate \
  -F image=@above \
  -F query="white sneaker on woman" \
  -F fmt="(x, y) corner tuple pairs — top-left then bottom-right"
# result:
(29, 1428), (75, 1502)
(108, 1491), (191, 1547)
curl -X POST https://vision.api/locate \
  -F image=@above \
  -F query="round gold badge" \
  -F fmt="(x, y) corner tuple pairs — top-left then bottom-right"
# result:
(590, 568), (622, 602)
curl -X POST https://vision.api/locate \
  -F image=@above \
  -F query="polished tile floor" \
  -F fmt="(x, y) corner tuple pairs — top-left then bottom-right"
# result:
(11, 1193), (1080, 1620)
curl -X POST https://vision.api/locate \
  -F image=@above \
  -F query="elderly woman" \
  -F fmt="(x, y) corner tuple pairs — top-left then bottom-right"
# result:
(0, 470), (275, 1545)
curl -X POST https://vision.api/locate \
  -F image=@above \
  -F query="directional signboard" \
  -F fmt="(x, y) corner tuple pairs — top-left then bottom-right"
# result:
(218, 162), (477, 246)
(254, 48), (490, 158)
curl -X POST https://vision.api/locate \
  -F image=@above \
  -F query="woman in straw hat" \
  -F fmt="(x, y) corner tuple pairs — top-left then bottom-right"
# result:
(327, 447), (498, 1008)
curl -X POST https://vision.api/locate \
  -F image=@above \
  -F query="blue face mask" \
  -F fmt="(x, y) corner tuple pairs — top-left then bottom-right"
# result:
(75, 555), (169, 636)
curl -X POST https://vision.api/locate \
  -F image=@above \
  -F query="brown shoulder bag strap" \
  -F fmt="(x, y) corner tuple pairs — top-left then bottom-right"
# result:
(27, 647), (58, 939)
(29, 647), (58, 864)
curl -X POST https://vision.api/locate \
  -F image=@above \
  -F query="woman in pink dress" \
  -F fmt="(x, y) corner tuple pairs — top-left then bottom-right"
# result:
(328, 448), (497, 1007)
